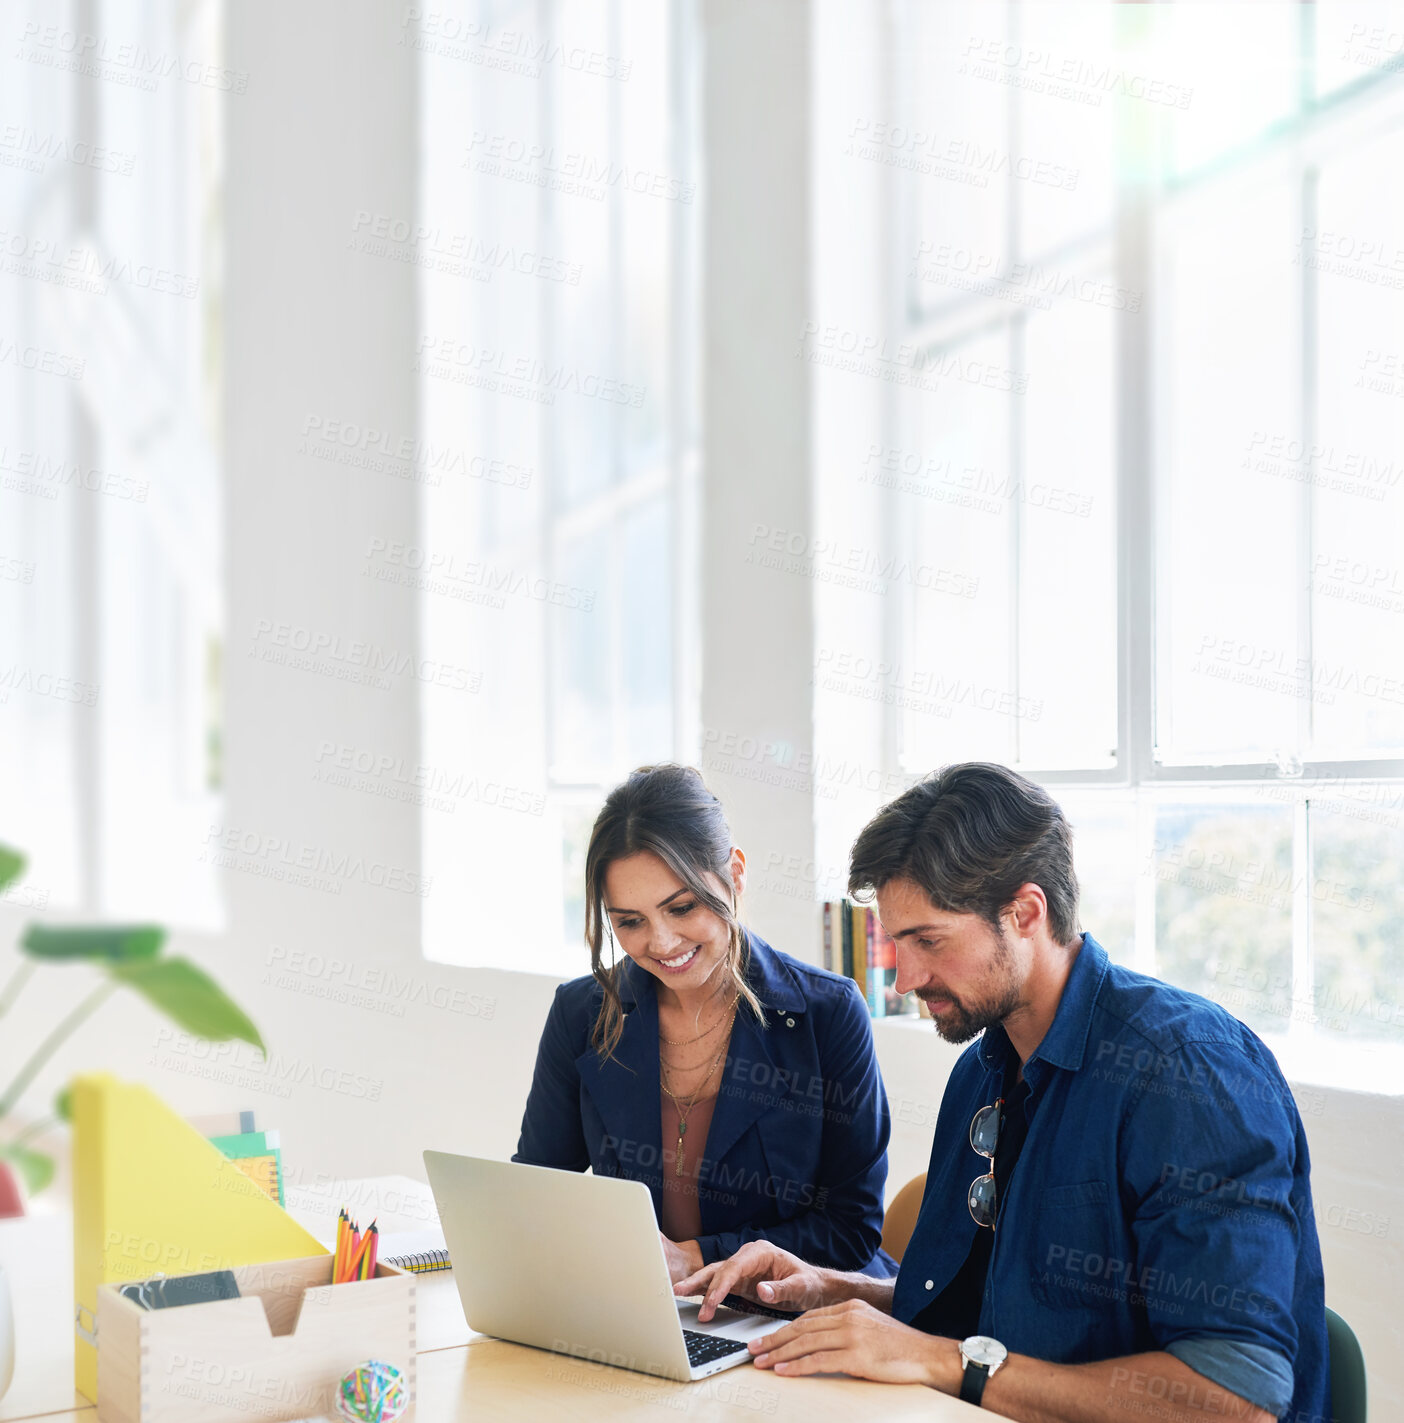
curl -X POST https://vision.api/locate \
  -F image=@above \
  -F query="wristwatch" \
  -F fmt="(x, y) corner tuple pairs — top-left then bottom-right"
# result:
(958, 1334), (1008, 1406)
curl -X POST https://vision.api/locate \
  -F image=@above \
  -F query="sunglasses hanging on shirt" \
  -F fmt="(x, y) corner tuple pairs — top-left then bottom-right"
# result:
(967, 1097), (1004, 1229)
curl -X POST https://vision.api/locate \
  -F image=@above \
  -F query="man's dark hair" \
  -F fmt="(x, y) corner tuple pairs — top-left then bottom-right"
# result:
(848, 762), (1080, 944)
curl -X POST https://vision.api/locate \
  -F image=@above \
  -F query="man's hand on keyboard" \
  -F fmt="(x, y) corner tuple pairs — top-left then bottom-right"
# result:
(673, 1242), (833, 1323)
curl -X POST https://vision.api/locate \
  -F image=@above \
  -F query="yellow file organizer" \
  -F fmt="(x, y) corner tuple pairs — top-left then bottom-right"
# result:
(95, 1254), (416, 1423)
(71, 1073), (331, 1403)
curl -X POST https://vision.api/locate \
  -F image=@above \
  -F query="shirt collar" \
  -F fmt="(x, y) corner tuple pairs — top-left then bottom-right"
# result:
(615, 930), (807, 1014)
(976, 931), (1109, 1076)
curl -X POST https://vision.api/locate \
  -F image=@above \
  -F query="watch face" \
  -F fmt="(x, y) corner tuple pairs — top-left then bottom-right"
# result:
(962, 1335), (1009, 1368)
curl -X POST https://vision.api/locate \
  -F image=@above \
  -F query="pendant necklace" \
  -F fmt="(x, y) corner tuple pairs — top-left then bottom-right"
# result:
(660, 999), (738, 1176)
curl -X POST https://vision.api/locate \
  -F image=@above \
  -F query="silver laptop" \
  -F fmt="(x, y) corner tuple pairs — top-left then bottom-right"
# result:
(423, 1151), (778, 1381)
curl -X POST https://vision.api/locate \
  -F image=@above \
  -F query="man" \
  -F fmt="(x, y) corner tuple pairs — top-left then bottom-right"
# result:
(676, 763), (1329, 1423)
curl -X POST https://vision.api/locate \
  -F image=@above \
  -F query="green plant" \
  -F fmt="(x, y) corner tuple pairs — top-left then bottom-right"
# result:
(0, 845), (264, 1197)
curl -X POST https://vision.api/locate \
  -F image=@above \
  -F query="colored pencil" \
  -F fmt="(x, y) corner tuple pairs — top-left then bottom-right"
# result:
(362, 1223), (379, 1280)
(344, 1217), (376, 1281)
(331, 1204), (381, 1284)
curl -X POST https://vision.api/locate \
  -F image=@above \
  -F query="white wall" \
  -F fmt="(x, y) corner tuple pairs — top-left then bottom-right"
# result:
(700, 0), (818, 952)
(0, 0), (1396, 1414)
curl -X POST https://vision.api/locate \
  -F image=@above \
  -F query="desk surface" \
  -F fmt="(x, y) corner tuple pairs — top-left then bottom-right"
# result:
(0, 1176), (981, 1422)
(18, 1336), (977, 1423)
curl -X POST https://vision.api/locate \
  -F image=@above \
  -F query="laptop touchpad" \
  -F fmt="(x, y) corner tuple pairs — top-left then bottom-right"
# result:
(675, 1299), (776, 1342)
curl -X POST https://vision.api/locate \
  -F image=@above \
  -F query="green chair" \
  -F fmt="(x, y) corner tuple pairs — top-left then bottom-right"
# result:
(1326, 1307), (1367, 1423)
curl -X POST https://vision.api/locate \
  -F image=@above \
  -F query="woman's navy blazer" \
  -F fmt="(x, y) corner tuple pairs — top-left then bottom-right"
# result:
(514, 932), (895, 1273)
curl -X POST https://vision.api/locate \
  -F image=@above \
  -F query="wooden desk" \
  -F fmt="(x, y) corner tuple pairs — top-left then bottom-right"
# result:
(413, 1335), (981, 1420)
(0, 1179), (982, 1421)
(13, 1335), (979, 1423)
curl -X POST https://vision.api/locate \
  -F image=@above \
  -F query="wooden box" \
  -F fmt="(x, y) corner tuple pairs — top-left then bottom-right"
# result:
(96, 1255), (416, 1423)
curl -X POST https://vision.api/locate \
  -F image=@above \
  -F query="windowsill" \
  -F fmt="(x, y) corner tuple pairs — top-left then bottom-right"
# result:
(870, 1015), (1404, 1095)
(1254, 1031), (1404, 1097)
(872, 1013), (935, 1031)
(422, 956), (584, 985)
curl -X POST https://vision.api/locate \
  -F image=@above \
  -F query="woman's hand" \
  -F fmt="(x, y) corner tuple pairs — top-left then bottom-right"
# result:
(659, 1233), (705, 1285)
(673, 1240), (833, 1321)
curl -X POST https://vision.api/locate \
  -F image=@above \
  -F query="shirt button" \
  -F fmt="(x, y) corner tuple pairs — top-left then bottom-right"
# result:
(925, 1279), (934, 1291)
(785, 1017), (795, 1027)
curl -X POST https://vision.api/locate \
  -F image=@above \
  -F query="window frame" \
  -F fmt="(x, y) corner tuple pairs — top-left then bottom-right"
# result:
(880, 0), (1404, 1076)
(888, 2), (1404, 794)
(416, 0), (701, 970)
(1, 0), (225, 922)
(534, 0), (701, 797)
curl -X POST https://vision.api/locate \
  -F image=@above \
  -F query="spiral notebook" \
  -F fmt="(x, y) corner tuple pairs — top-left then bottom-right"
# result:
(379, 1227), (453, 1274)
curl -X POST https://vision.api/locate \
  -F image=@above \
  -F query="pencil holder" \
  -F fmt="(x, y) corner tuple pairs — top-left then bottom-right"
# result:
(95, 1254), (415, 1423)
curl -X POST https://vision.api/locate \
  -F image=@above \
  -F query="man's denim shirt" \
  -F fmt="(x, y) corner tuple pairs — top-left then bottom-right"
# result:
(893, 934), (1330, 1423)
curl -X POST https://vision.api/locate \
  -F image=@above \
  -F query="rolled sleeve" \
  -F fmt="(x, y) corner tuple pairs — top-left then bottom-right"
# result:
(1121, 1039), (1303, 1377)
(1166, 1336), (1294, 1418)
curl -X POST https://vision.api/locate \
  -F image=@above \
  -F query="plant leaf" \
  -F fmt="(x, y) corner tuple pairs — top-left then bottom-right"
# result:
(0, 846), (24, 895)
(53, 1085), (73, 1122)
(21, 925), (166, 962)
(108, 957), (265, 1054)
(0, 1144), (55, 1196)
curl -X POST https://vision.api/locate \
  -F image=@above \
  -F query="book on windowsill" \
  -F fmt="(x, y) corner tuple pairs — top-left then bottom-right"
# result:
(822, 900), (918, 1018)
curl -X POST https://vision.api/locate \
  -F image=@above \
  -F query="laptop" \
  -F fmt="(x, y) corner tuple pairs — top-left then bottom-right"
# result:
(423, 1151), (782, 1381)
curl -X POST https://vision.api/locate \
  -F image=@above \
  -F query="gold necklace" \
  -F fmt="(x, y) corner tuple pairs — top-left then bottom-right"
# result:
(658, 1010), (729, 1048)
(657, 980), (735, 1047)
(660, 1002), (737, 1176)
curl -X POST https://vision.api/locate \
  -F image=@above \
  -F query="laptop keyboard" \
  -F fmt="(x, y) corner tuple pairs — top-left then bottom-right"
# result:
(682, 1329), (750, 1369)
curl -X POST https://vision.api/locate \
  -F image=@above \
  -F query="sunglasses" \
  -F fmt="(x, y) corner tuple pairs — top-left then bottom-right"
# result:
(967, 1097), (1004, 1229)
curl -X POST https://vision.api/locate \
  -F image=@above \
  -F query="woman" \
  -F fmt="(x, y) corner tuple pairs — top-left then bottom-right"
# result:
(514, 764), (896, 1282)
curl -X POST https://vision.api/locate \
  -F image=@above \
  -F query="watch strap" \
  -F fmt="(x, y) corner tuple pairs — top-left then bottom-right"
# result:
(959, 1355), (990, 1406)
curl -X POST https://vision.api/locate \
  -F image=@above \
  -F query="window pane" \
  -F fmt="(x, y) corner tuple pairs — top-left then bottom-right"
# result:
(1015, 2), (1116, 258)
(901, 0), (1009, 321)
(553, 22), (616, 510)
(1018, 289), (1117, 768)
(560, 798), (598, 954)
(419, 1), (696, 967)
(1153, 803), (1294, 1039)
(1159, 2), (1299, 180)
(551, 525), (612, 777)
(1311, 798), (1404, 1049)
(1314, 1), (1402, 98)
(0, 349), (83, 907)
(899, 330), (1015, 769)
(419, 2), (543, 553)
(620, 494), (672, 766)
(1308, 129), (1404, 758)
(1, 0), (223, 921)
(1062, 794), (1140, 964)
(1156, 176), (1300, 764)
(619, 0), (674, 466)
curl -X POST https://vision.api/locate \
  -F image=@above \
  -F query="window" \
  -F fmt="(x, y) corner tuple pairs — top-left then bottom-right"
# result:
(416, 0), (700, 975)
(0, 0), (226, 925)
(865, 0), (1404, 1084)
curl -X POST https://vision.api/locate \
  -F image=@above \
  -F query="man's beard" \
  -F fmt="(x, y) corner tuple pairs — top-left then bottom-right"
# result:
(919, 925), (1024, 1044)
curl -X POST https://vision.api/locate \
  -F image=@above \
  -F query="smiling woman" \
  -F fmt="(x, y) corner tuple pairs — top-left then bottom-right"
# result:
(513, 764), (898, 1285)
(582, 767), (763, 1061)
